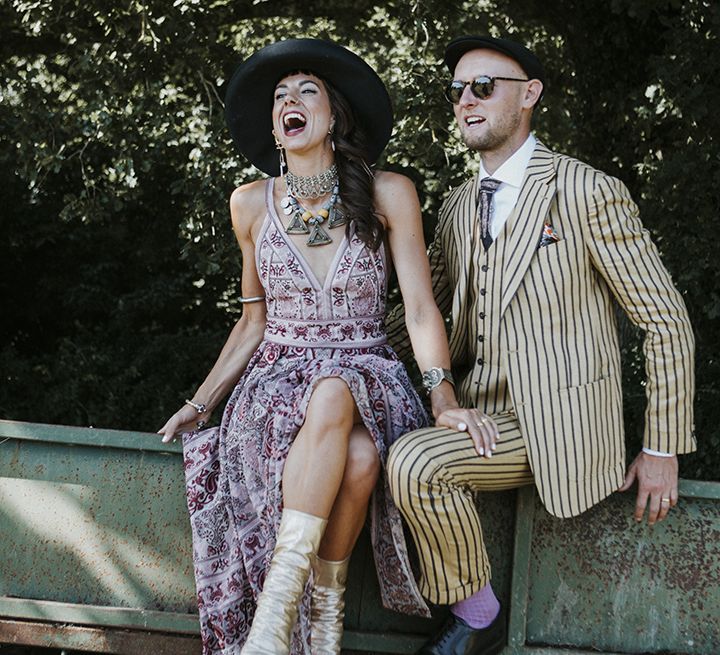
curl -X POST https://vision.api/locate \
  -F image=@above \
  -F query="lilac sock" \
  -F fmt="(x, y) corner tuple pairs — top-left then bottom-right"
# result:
(451, 584), (500, 629)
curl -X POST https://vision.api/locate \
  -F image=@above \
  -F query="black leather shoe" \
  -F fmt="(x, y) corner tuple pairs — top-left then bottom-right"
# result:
(418, 609), (506, 655)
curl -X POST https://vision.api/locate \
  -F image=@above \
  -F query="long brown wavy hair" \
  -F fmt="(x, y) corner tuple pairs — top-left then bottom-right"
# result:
(275, 72), (386, 249)
(322, 78), (386, 250)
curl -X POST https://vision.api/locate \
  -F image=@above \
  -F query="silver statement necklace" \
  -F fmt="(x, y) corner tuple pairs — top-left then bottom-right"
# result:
(286, 164), (338, 199)
(281, 165), (347, 246)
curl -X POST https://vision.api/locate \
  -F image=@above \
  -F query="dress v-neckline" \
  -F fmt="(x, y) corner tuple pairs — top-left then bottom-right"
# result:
(266, 178), (349, 292)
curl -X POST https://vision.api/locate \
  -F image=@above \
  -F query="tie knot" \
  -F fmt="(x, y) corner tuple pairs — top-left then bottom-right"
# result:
(480, 177), (502, 193)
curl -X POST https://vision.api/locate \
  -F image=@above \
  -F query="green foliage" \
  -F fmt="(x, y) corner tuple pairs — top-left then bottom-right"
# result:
(1, 0), (717, 479)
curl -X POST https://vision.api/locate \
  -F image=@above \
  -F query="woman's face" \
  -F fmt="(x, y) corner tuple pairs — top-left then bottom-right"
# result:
(272, 72), (334, 157)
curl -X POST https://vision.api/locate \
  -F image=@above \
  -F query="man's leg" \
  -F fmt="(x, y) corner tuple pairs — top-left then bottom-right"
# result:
(387, 411), (532, 605)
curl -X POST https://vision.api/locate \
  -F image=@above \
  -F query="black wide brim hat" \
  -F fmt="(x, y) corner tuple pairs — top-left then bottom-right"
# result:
(444, 35), (545, 85)
(225, 38), (393, 176)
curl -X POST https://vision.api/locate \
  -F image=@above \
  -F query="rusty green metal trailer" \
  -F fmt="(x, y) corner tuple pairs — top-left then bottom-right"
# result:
(0, 420), (718, 654)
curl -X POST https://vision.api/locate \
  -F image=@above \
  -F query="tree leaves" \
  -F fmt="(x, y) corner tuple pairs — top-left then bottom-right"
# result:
(2, 0), (717, 479)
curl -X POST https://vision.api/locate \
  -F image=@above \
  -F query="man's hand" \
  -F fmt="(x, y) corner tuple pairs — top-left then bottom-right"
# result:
(618, 451), (678, 525)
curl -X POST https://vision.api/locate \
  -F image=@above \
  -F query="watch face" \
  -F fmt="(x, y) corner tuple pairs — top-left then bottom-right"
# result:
(423, 368), (442, 390)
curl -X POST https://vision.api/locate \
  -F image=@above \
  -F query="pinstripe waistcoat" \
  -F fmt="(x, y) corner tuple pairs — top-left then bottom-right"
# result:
(388, 141), (696, 518)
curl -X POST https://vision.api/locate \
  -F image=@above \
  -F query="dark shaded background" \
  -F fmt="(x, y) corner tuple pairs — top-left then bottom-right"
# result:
(1, 0), (717, 480)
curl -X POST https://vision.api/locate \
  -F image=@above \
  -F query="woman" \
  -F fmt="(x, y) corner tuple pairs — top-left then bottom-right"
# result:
(159, 38), (494, 654)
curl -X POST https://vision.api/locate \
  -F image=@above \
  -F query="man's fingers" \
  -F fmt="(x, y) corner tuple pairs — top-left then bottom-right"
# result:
(634, 488), (649, 523)
(657, 495), (672, 522)
(670, 487), (679, 508)
(618, 464), (636, 492)
(646, 494), (662, 526)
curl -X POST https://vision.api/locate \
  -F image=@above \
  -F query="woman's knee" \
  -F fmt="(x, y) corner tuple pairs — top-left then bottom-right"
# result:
(305, 378), (355, 431)
(342, 430), (381, 496)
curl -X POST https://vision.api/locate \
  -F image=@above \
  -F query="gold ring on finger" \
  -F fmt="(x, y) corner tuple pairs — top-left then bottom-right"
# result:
(661, 497), (671, 504)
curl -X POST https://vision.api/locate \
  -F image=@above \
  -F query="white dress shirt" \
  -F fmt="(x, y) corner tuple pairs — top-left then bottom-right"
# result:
(478, 133), (536, 239)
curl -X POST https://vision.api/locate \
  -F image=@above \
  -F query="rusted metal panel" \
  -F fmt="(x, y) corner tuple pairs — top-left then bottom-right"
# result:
(0, 618), (200, 654)
(516, 482), (720, 654)
(0, 424), (197, 626)
(0, 420), (518, 653)
(3, 420), (717, 654)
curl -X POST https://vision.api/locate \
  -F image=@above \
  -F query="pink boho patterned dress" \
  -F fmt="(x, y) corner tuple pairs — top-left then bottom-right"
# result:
(182, 179), (431, 654)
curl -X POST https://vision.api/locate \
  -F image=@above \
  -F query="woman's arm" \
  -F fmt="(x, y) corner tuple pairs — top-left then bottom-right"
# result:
(376, 171), (497, 457)
(158, 181), (268, 442)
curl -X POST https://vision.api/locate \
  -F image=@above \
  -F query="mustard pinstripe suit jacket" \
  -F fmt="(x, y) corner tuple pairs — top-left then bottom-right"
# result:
(389, 142), (696, 518)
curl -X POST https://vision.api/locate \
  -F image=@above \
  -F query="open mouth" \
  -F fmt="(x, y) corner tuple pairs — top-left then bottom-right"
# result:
(465, 116), (486, 126)
(283, 111), (307, 136)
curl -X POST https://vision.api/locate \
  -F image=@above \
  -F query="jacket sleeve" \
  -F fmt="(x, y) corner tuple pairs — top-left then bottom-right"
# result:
(583, 173), (695, 454)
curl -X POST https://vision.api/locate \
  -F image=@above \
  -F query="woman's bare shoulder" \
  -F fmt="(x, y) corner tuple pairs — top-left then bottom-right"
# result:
(230, 178), (270, 236)
(372, 170), (420, 216)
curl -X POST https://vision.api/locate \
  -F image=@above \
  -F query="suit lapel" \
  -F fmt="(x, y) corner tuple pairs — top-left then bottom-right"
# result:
(501, 142), (557, 315)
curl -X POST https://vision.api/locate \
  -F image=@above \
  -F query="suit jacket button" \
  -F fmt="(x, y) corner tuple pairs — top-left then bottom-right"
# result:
(477, 358), (484, 365)
(479, 312), (485, 319)
(481, 265), (489, 272)
(480, 288), (487, 295)
(478, 335), (484, 342)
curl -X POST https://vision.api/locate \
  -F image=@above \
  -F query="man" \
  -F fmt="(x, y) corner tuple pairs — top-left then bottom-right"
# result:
(386, 36), (695, 655)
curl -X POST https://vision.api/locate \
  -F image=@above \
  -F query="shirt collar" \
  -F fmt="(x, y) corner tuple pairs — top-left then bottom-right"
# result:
(479, 133), (537, 188)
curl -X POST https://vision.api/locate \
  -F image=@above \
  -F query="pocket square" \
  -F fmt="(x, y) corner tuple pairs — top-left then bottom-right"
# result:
(538, 221), (561, 248)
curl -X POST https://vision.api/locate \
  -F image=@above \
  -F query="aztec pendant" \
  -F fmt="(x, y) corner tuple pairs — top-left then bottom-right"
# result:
(307, 224), (333, 247)
(286, 210), (310, 234)
(328, 205), (347, 229)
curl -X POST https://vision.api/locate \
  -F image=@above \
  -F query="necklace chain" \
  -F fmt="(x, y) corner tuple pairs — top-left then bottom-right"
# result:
(286, 164), (338, 199)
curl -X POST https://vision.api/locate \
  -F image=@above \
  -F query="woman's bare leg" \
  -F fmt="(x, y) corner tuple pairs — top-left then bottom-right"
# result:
(318, 426), (380, 560)
(282, 377), (358, 517)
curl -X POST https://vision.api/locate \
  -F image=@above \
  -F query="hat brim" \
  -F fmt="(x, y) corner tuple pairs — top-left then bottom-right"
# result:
(225, 38), (393, 176)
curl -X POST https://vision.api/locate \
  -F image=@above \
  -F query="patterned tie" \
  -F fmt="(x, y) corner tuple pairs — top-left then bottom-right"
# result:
(477, 177), (502, 251)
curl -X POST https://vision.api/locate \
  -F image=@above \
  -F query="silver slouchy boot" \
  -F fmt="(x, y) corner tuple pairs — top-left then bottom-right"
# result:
(310, 556), (350, 654)
(242, 509), (328, 654)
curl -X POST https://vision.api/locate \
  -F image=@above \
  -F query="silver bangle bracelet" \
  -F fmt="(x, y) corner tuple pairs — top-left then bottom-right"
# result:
(185, 399), (207, 414)
(239, 295), (266, 304)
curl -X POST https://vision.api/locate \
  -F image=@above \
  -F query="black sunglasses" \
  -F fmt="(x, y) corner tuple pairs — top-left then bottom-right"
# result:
(444, 75), (529, 104)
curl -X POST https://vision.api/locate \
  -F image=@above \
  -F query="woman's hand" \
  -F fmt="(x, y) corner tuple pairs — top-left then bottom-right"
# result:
(157, 405), (211, 443)
(435, 407), (499, 459)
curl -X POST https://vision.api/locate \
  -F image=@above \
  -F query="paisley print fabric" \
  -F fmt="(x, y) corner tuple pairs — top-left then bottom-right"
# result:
(182, 179), (430, 654)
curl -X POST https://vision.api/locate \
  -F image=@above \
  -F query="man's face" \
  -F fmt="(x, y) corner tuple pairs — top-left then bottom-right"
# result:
(451, 49), (530, 154)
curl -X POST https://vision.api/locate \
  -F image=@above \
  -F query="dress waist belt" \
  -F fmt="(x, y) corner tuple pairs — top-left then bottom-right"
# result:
(264, 315), (388, 348)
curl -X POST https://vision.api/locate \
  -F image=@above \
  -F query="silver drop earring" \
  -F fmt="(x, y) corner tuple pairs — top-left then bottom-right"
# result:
(273, 130), (287, 176)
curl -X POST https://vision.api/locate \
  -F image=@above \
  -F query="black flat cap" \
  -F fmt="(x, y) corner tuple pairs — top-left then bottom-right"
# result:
(225, 38), (393, 176)
(444, 35), (545, 85)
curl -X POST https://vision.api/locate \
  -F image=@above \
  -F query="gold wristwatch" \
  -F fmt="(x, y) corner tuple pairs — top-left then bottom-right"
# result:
(421, 367), (455, 393)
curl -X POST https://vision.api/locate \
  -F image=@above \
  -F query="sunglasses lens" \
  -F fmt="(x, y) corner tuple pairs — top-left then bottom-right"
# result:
(445, 77), (496, 103)
(471, 77), (494, 100)
(445, 81), (466, 104)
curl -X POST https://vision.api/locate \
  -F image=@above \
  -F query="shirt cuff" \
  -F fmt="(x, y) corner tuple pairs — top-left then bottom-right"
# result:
(642, 447), (675, 458)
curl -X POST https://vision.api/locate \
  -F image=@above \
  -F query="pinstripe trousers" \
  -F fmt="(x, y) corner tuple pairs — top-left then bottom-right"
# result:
(387, 411), (534, 605)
